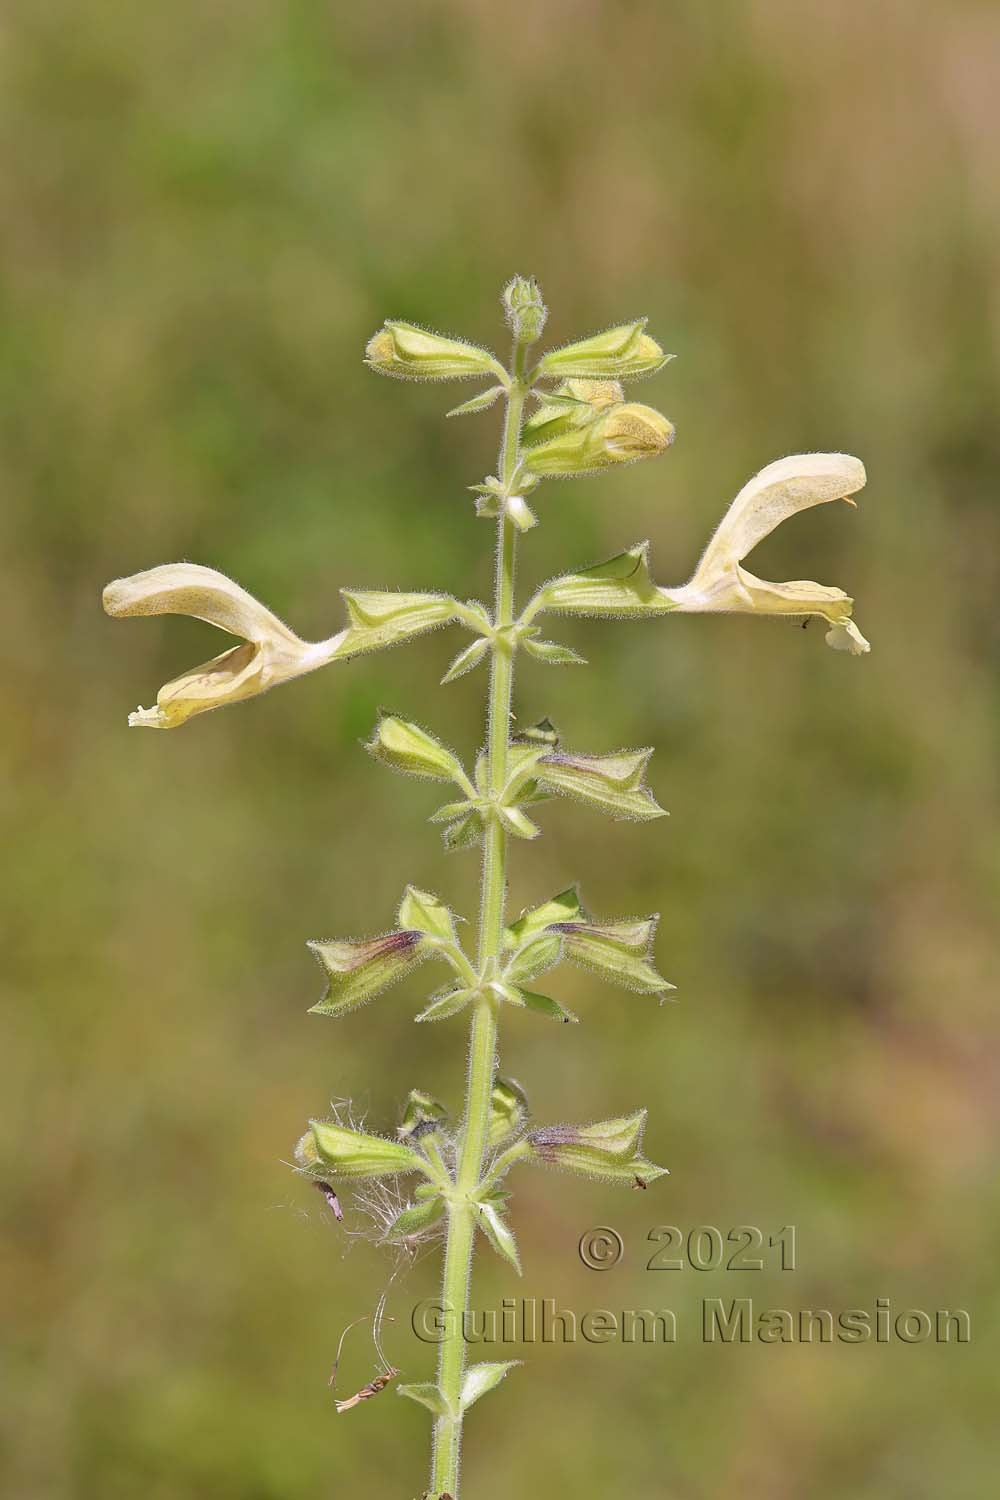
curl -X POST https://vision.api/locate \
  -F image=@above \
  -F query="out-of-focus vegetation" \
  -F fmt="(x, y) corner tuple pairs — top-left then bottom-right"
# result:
(2, 2), (998, 1497)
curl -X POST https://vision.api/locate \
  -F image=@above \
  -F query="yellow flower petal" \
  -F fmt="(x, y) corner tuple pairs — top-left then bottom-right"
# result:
(663, 453), (871, 653)
(697, 453), (867, 575)
(825, 618), (871, 655)
(104, 563), (345, 728)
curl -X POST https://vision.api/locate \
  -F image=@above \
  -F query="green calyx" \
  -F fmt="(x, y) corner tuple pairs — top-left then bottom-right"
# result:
(535, 319), (673, 381)
(296, 1119), (428, 1182)
(528, 1109), (668, 1187)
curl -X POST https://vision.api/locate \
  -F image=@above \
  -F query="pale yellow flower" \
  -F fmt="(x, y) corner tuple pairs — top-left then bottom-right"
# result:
(102, 563), (347, 728)
(663, 453), (870, 653)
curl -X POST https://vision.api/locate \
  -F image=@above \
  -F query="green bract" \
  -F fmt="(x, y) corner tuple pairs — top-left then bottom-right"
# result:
(388, 1194), (446, 1239)
(471, 1197), (522, 1273)
(103, 276), (872, 1500)
(488, 1077), (530, 1147)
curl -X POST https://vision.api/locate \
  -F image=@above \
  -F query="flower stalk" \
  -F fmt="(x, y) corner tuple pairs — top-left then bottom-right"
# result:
(430, 332), (531, 1495)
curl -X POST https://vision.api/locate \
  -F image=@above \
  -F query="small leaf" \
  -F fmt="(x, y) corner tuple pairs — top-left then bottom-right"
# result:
(460, 1362), (521, 1412)
(496, 804), (541, 840)
(521, 636), (587, 667)
(416, 986), (477, 1023)
(389, 1196), (446, 1238)
(397, 1382), (454, 1418)
(505, 888), (582, 948)
(442, 637), (491, 684)
(441, 811), (484, 851)
(397, 887), (457, 943)
(474, 491), (503, 518)
(459, 599), (494, 633)
(520, 989), (579, 1024)
(497, 759), (540, 801)
(503, 931), (562, 986)
(505, 495), (538, 532)
(471, 1200), (522, 1274)
(429, 799), (475, 823)
(446, 385), (505, 417)
(487, 980), (526, 1007)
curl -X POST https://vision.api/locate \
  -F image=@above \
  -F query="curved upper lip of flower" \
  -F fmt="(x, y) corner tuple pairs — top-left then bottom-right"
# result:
(660, 453), (870, 653)
(102, 562), (346, 728)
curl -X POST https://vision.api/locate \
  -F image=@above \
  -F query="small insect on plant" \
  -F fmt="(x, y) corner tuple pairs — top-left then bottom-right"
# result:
(102, 277), (871, 1498)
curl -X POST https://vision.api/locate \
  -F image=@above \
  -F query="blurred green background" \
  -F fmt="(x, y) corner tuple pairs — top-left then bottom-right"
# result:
(2, 2), (998, 1497)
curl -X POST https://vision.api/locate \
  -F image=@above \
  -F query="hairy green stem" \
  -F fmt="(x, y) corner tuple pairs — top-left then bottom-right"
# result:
(430, 358), (528, 1498)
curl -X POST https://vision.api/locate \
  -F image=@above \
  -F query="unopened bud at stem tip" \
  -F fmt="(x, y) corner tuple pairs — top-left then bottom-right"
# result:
(502, 275), (547, 344)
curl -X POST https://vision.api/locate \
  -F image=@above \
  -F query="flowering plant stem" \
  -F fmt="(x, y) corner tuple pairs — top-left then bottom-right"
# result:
(101, 275), (872, 1500)
(432, 351), (528, 1496)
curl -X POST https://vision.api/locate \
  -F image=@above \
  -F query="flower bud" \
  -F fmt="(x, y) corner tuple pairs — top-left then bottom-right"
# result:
(367, 714), (469, 785)
(297, 1119), (426, 1180)
(537, 320), (671, 380)
(522, 403), (673, 477)
(365, 321), (503, 382)
(502, 275), (547, 343)
(521, 379), (624, 449)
